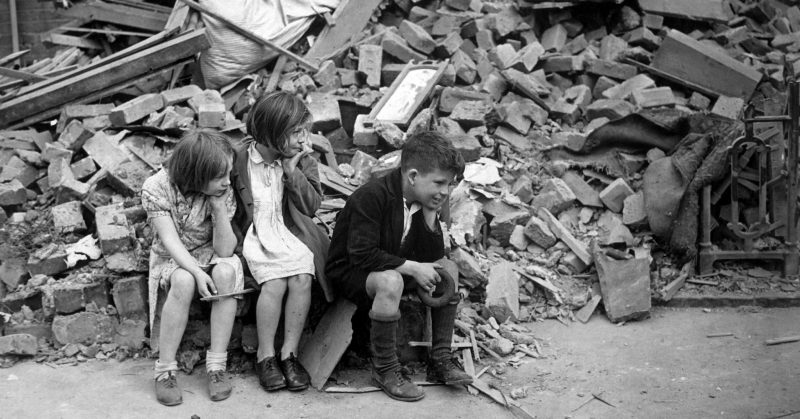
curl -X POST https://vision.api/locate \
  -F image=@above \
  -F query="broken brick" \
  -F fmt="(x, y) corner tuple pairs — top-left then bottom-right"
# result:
(161, 84), (203, 106)
(56, 103), (115, 134)
(439, 87), (491, 113)
(382, 29), (427, 62)
(52, 311), (118, 345)
(710, 95), (745, 120)
(82, 132), (130, 170)
(586, 59), (638, 80)
(489, 208), (530, 246)
(399, 20), (436, 54)
(602, 74), (655, 100)
(541, 23), (567, 52)
(57, 119), (95, 151)
(450, 101), (490, 129)
(52, 280), (109, 314)
(632, 87), (676, 108)
(450, 134), (483, 162)
(111, 276), (148, 321)
(485, 261), (519, 321)
(0, 156), (39, 187)
(306, 92), (342, 133)
(353, 115), (379, 147)
(561, 171), (603, 207)
(109, 93), (165, 126)
(586, 99), (635, 120)
(524, 216), (557, 248)
(532, 178), (577, 215)
(27, 243), (68, 276)
(358, 44), (382, 88)
(96, 204), (137, 255)
(51, 201), (86, 234)
(0, 334), (37, 356)
(0, 179), (27, 206)
(599, 178), (635, 213)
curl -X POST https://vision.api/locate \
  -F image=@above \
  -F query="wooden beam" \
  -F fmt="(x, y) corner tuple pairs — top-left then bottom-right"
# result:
(0, 29), (209, 128)
(17, 29), (179, 96)
(638, 0), (733, 23)
(0, 49), (29, 67)
(164, 0), (190, 32)
(0, 67), (47, 82)
(9, 0), (19, 58)
(42, 33), (103, 50)
(178, 0), (319, 72)
(60, 27), (154, 37)
(304, 0), (383, 63)
(0, 65), (80, 91)
(5, 59), (192, 130)
(60, 2), (168, 33)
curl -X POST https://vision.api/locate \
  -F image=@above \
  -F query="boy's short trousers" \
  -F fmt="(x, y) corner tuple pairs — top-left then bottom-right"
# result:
(333, 267), (418, 307)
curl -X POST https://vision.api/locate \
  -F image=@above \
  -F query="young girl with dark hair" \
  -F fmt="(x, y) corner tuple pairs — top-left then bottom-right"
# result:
(142, 128), (243, 406)
(231, 91), (328, 392)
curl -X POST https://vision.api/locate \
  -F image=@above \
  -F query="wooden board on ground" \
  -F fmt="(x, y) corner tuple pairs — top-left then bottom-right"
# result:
(575, 294), (602, 323)
(0, 29), (209, 128)
(638, 0), (733, 23)
(304, 0), (384, 63)
(298, 299), (357, 390)
(60, 1), (168, 32)
(651, 29), (762, 99)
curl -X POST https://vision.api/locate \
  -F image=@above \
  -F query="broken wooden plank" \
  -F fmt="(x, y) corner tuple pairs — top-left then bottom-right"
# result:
(0, 49), (29, 67)
(469, 378), (508, 406)
(59, 27), (155, 38)
(325, 381), (440, 393)
(265, 55), (288, 93)
(9, 0), (19, 60)
(0, 29), (209, 128)
(0, 67), (47, 83)
(575, 294), (602, 323)
(706, 332), (734, 338)
(638, 0), (733, 23)
(60, 1), (168, 32)
(660, 261), (693, 302)
(651, 29), (762, 99)
(305, 0), (384, 64)
(178, 0), (318, 72)
(42, 33), (103, 50)
(298, 299), (357, 390)
(318, 163), (356, 196)
(462, 348), (479, 396)
(765, 335), (800, 346)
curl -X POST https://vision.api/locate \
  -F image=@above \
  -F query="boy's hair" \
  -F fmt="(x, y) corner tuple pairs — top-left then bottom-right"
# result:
(246, 91), (311, 154)
(167, 128), (233, 194)
(400, 131), (465, 179)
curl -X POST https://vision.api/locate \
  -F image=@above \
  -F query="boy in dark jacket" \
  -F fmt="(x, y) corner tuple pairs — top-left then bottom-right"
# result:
(326, 131), (472, 402)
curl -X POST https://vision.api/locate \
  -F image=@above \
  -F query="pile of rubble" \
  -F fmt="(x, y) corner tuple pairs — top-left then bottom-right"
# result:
(1, 0), (797, 382)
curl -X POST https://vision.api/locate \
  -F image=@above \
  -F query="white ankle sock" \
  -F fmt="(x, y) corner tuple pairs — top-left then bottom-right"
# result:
(206, 351), (227, 373)
(154, 360), (178, 380)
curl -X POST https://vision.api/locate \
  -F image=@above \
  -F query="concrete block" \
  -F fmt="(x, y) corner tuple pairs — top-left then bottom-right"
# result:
(449, 247), (486, 288)
(596, 254), (651, 323)
(511, 174), (533, 203)
(602, 74), (656, 100)
(524, 216), (557, 248)
(111, 276), (148, 321)
(509, 225), (529, 251)
(627, 27), (661, 50)
(598, 211), (634, 246)
(52, 311), (119, 345)
(452, 50), (478, 84)
(0, 179), (27, 206)
(26, 243), (68, 276)
(632, 86), (675, 108)
(711, 95), (745, 120)
(439, 87), (491, 114)
(70, 157), (97, 180)
(642, 13), (663, 30)
(511, 41), (545, 72)
(353, 115), (378, 147)
(688, 92), (712, 110)
(57, 119), (95, 151)
(450, 134), (483, 162)
(115, 319), (147, 349)
(338, 68), (358, 87)
(541, 23), (567, 52)
(542, 55), (584, 73)
(56, 103), (115, 133)
(586, 59), (638, 80)
(106, 159), (154, 197)
(435, 32), (463, 58)
(533, 178), (577, 215)
(623, 191), (648, 227)
(593, 76), (619, 99)
(0, 334), (37, 356)
(561, 171), (603, 207)
(494, 126), (532, 152)
(306, 92), (342, 133)
(41, 144), (72, 168)
(496, 102), (530, 134)
(0, 156), (38, 187)
(0, 258), (27, 291)
(599, 34), (628, 61)
(586, 99), (636, 121)
(105, 249), (141, 273)
(485, 261), (519, 322)
(51, 201), (86, 234)
(55, 178), (90, 205)
(382, 30), (427, 62)
(476, 29), (495, 50)
(489, 208), (530, 246)
(489, 44), (518, 69)
(96, 204), (137, 256)
(599, 178), (635, 213)
(399, 20), (436, 54)
(52, 280), (109, 314)
(450, 101), (490, 129)
(82, 132), (129, 170)
(109, 93), (164, 126)
(480, 72), (508, 102)
(160, 84), (203, 106)
(358, 44), (382, 88)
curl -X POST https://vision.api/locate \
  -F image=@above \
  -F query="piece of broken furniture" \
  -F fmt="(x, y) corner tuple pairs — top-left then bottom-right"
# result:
(699, 80), (800, 275)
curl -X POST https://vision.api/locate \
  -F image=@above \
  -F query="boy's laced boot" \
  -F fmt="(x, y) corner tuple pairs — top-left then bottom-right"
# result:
(369, 310), (424, 402)
(154, 370), (182, 406)
(426, 302), (473, 385)
(280, 353), (310, 391)
(255, 356), (287, 391)
(206, 350), (232, 401)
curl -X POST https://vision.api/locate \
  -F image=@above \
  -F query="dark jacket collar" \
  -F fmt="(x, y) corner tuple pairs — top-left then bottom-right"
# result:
(385, 168), (403, 200)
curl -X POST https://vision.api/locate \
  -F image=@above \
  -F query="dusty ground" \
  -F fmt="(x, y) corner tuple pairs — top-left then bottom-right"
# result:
(2, 306), (799, 419)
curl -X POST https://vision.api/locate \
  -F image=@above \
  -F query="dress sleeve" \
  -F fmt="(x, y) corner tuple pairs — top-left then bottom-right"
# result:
(141, 174), (172, 220)
(224, 185), (237, 221)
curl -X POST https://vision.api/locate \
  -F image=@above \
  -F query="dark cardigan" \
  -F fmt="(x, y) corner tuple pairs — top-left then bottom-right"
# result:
(325, 168), (445, 286)
(231, 140), (333, 302)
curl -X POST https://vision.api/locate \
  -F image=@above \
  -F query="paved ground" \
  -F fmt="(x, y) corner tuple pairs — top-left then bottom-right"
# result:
(2, 306), (799, 419)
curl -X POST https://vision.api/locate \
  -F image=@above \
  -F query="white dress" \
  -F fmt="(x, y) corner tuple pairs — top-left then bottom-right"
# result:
(242, 144), (315, 283)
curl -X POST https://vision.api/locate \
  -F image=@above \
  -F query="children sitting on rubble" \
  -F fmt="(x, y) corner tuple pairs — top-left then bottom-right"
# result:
(230, 91), (328, 392)
(326, 131), (473, 402)
(142, 129), (243, 406)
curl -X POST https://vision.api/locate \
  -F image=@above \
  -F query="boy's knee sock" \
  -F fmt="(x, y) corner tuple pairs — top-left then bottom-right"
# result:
(369, 310), (401, 374)
(206, 351), (227, 373)
(430, 302), (458, 362)
(154, 360), (178, 380)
